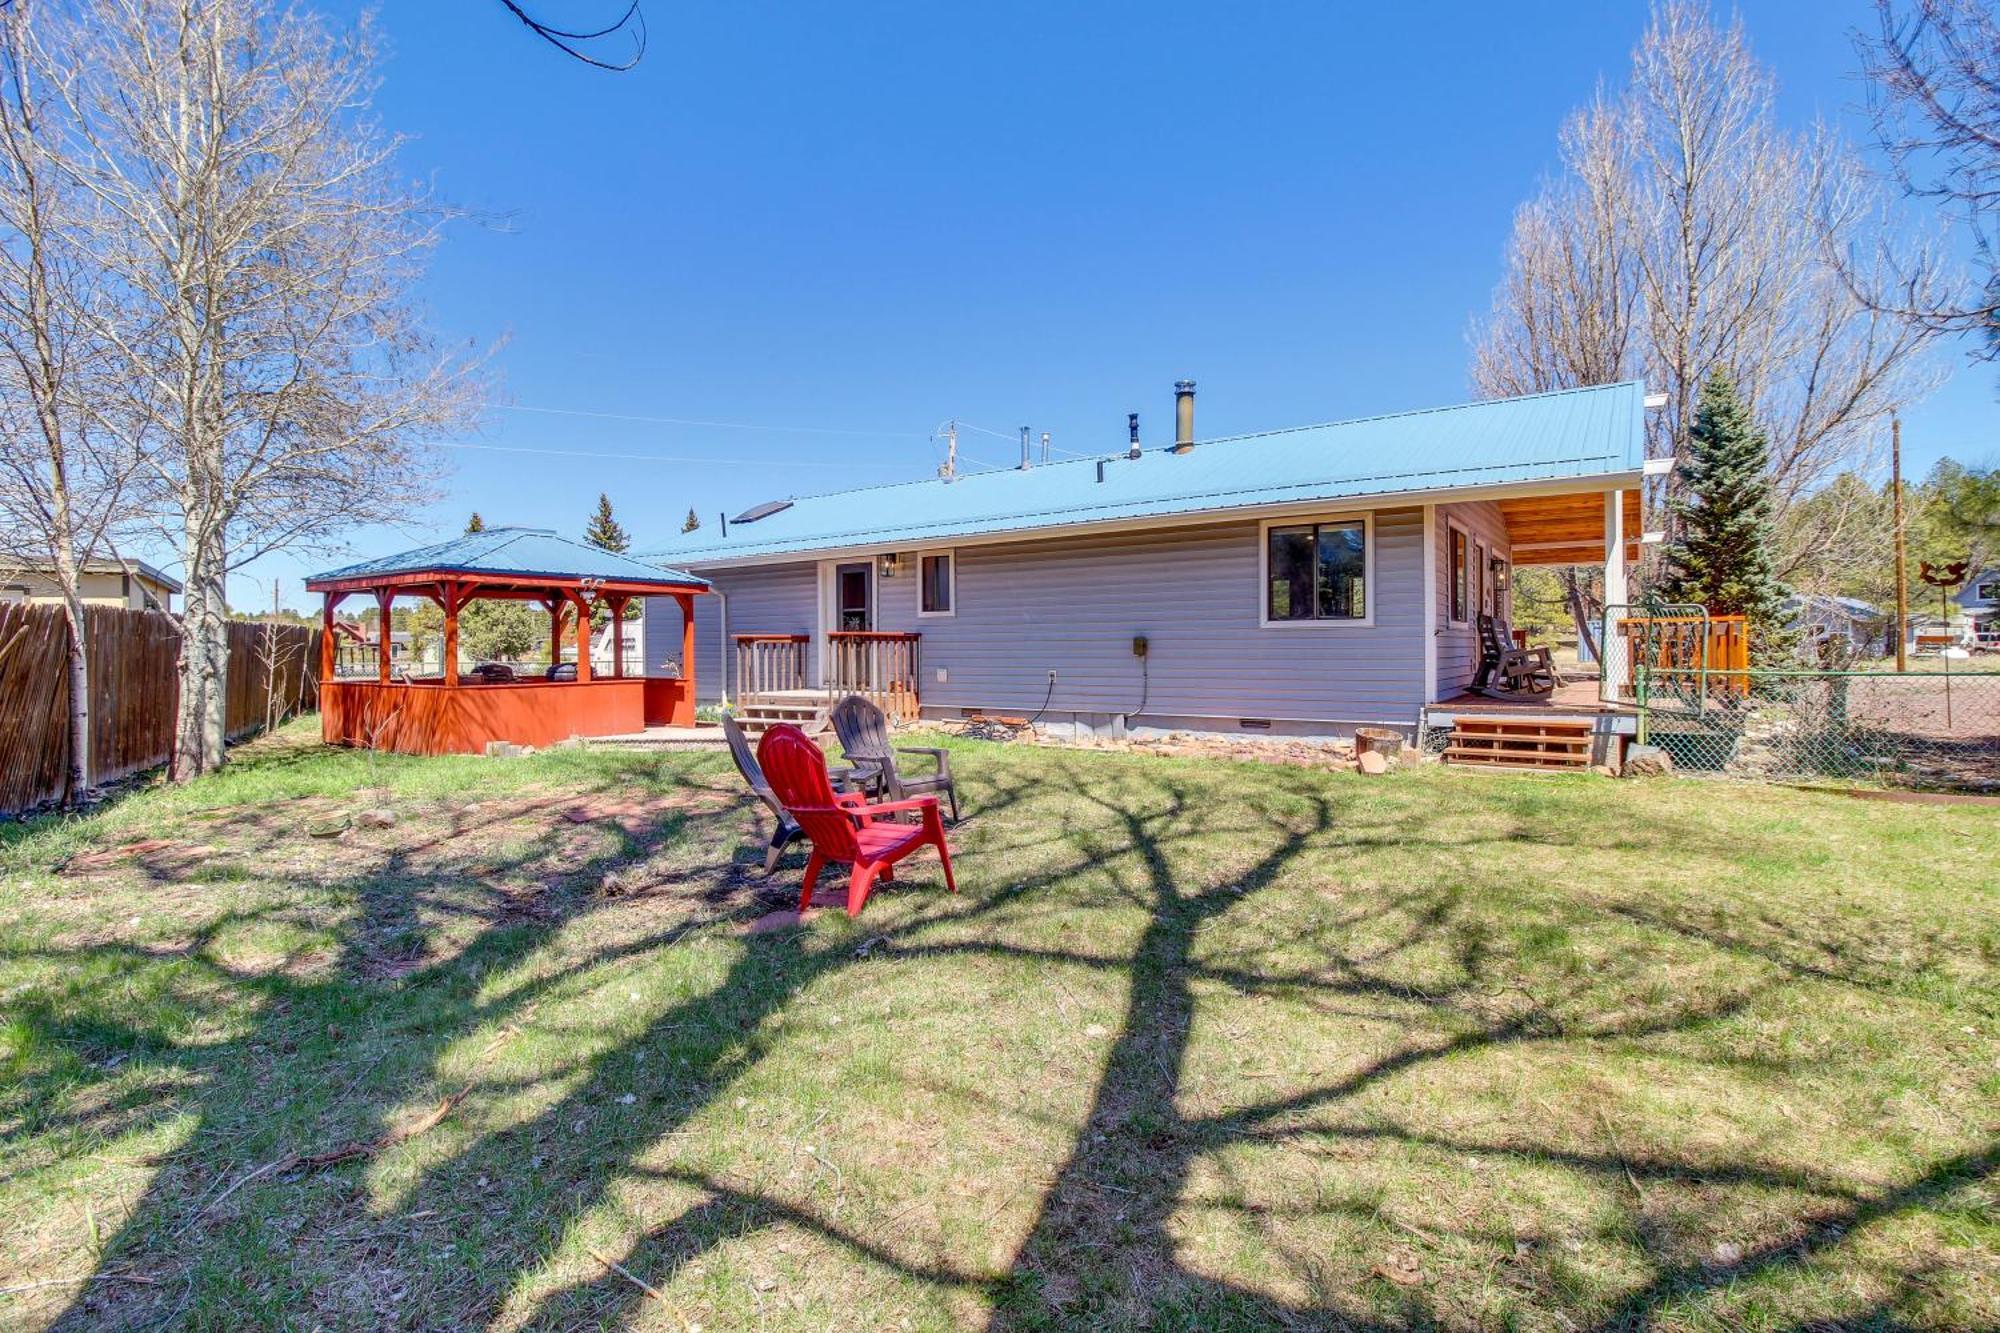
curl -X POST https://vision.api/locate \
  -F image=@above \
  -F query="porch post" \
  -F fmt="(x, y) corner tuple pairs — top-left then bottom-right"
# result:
(570, 591), (593, 683)
(375, 588), (394, 683)
(442, 581), (461, 687)
(547, 596), (564, 671)
(1604, 489), (1628, 612)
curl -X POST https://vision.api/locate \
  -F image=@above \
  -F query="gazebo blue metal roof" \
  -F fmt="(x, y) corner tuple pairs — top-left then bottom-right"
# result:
(640, 380), (1648, 565)
(308, 527), (709, 590)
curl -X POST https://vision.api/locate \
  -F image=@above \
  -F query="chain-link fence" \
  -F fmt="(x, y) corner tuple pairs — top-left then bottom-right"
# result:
(1637, 666), (2000, 791)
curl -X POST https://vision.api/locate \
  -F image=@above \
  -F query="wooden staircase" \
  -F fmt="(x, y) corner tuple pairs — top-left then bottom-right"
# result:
(733, 694), (829, 739)
(1443, 717), (1594, 772)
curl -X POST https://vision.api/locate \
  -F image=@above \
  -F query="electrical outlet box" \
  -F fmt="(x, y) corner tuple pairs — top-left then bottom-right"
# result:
(935, 666), (948, 683)
(1132, 635), (1149, 657)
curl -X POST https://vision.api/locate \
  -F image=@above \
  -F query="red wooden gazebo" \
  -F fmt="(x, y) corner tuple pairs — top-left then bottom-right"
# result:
(305, 527), (710, 755)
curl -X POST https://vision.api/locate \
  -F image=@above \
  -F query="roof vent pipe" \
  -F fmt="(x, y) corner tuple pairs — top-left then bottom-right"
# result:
(1019, 425), (1032, 470)
(1040, 431), (1051, 465)
(1173, 380), (1196, 454)
(1127, 413), (1141, 460)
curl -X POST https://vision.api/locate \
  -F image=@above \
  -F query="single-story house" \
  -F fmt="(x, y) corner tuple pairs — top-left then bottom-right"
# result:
(1784, 594), (1890, 657)
(637, 379), (1649, 739)
(0, 556), (180, 613)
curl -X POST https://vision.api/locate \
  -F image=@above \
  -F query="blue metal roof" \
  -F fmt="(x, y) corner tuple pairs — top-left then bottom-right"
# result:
(308, 527), (709, 588)
(640, 381), (1647, 565)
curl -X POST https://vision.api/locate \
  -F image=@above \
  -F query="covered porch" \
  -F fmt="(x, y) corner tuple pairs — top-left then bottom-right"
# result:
(306, 528), (711, 756)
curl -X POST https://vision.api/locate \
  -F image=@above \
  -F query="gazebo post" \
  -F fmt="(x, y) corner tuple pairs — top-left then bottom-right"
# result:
(375, 588), (395, 683)
(570, 590), (593, 683)
(677, 593), (697, 718)
(442, 580), (461, 687)
(607, 595), (628, 677)
(546, 595), (564, 673)
(320, 591), (341, 683)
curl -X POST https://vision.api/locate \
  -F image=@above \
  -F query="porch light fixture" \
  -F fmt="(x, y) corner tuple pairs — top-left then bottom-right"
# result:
(879, 553), (904, 578)
(1488, 555), (1510, 592)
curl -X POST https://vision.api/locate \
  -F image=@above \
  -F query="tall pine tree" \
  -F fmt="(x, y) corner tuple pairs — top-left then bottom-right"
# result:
(584, 494), (630, 553)
(1659, 372), (1790, 655)
(682, 507), (701, 533)
(464, 512), (485, 534)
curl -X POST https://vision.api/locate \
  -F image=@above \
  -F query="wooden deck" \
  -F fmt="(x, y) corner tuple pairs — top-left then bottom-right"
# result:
(1436, 678), (1632, 716)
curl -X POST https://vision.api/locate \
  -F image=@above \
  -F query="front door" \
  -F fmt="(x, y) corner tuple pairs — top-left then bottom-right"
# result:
(835, 562), (872, 631)
(832, 562), (873, 691)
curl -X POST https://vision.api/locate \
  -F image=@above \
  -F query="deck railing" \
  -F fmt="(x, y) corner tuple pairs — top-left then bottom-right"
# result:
(827, 631), (923, 723)
(734, 634), (809, 698)
(1609, 614), (1749, 703)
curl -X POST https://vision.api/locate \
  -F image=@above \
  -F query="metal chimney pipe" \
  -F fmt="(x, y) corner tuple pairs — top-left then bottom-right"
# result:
(1127, 412), (1141, 460)
(1173, 380), (1196, 454)
(1040, 431), (1051, 465)
(1019, 426), (1032, 469)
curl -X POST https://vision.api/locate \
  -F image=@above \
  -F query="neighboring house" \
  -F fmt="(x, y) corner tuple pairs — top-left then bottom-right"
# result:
(1960, 568), (1998, 644)
(1785, 594), (1889, 657)
(637, 379), (1648, 738)
(0, 557), (180, 613)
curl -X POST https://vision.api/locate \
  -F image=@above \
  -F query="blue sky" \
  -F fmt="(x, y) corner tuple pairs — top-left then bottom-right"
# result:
(231, 1), (1994, 612)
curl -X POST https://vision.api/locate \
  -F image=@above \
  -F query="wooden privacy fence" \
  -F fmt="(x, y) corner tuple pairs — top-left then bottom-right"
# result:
(0, 601), (318, 813)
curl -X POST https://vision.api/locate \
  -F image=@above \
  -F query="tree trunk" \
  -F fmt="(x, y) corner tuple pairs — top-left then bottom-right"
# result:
(173, 550), (229, 780)
(1564, 569), (1601, 662)
(58, 589), (92, 804)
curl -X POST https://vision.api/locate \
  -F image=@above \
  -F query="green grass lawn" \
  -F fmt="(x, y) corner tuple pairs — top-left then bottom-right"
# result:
(2, 720), (1995, 1331)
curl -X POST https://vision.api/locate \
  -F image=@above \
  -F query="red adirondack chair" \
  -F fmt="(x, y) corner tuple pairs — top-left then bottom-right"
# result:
(756, 723), (958, 917)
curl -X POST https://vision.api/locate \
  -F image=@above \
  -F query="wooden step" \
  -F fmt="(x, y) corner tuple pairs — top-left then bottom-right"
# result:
(1442, 715), (1595, 770)
(1448, 736), (1584, 756)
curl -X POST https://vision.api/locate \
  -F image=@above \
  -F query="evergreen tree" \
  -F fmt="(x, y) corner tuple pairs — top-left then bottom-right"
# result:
(465, 512), (485, 534)
(682, 507), (701, 533)
(584, 493), (630, 553)
(1659, 372), (1791, 654)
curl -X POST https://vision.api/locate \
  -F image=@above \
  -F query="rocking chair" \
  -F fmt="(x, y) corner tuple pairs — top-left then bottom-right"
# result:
(1472, 613), (1557, 696)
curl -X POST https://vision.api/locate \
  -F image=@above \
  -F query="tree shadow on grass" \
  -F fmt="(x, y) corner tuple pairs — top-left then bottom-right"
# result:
(14, 744), (1993, 1330)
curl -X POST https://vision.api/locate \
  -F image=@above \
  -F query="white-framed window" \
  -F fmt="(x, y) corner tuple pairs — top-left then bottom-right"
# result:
(1978, 579), (1999, 604)
(918, 549), (955, 617)
(1447, 523), (1470, 624)
(1259, 512), (1374, 628)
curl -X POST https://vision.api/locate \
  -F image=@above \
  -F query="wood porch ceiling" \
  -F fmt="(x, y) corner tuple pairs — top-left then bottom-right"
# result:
(1500, 491), (1642, 567)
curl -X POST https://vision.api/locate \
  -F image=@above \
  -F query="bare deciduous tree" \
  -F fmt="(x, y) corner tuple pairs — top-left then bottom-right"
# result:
(0, 1), (144, 803)
(32, 0), (480, 779)
(1472, 2), (1946, 607)
(1857, 0), (2000, 356)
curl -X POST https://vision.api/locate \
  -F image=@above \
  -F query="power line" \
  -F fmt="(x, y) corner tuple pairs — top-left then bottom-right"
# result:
(499, 403), (931, 438)
(494, 0), (646, 71)
(434, 441), (908, 469)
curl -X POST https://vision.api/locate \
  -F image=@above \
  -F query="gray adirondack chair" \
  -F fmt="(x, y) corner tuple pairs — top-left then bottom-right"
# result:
(830, 694), (960, 822)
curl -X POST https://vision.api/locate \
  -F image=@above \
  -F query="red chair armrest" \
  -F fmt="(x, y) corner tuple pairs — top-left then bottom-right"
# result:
(862, 796), (939, 817)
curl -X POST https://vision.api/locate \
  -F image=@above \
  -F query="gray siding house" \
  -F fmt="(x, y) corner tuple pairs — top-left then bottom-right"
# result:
(638, 380), (1649, 738)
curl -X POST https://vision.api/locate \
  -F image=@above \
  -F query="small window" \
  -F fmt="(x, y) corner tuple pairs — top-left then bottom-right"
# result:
(1449, 527), (1469, 623)
(1266, 519), (1366, 622)
(1979, 580), (1998, 602)
(919, 551), (954, 616)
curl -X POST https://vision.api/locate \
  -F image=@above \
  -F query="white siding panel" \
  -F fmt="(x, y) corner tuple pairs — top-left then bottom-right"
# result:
(1435, 499), (1513, 697)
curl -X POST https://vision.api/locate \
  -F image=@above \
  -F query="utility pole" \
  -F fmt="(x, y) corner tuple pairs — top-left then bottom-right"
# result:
(936, 420), (958, 482)
(1892, 415), (1908, 671)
